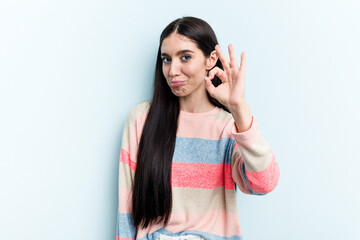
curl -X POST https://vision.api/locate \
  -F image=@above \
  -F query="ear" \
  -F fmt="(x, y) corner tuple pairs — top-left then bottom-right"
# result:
(206, 49), (218, 70)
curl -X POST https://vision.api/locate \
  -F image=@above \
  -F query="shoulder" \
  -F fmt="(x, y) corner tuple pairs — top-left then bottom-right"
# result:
(214, 107), (234, 121)
(127, 100), (151, 122)
(211, 107), (235, 128)
(213, 107), (237, 137)
(129, 100), (151, 117)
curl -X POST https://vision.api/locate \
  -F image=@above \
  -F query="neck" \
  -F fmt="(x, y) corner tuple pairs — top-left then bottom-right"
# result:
(179, 89), (215, 113)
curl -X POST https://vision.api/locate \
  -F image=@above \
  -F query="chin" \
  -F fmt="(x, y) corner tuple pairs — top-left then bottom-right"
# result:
(171, 89), (188, 97)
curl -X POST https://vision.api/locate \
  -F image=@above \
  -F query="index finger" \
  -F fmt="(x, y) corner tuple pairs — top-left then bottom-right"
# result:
(215, 45), (230, 72)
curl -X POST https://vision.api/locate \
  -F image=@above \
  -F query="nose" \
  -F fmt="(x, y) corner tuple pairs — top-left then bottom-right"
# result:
(169, 60), (180, 77)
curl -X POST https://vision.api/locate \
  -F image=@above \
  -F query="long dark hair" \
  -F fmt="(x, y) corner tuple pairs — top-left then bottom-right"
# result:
(132, 16), (229, 231)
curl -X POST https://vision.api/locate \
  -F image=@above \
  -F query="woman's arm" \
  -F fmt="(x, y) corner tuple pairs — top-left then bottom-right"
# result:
(116, 107), (139, 240)
(230, 116), (280, 195)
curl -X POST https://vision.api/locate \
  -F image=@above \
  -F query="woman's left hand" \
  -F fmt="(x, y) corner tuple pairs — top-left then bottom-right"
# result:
(204, 44), (247, 111)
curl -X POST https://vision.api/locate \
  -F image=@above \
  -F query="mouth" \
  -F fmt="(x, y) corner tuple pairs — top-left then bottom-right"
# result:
(170, 80), (185, 88)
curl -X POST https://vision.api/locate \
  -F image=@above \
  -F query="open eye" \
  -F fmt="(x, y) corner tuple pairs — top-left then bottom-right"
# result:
(182, 55), (191, 61)
(162, 57), (171, 63)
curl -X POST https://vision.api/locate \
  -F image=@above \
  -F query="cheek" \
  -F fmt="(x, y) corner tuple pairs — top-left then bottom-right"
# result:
(162, 65), (169, 78)
(182, 64), (200, 77)
(183, 63), (206, 79)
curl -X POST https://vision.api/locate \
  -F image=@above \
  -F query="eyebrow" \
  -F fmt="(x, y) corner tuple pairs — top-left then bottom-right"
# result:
(161, 49), (195, 57)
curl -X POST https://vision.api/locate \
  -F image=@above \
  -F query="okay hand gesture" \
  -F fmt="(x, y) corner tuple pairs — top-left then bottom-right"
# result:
(204, 44), (247, 111)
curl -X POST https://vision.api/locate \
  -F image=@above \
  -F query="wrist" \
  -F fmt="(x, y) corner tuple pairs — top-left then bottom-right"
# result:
(228, 101), (249, 114)
(228, 102), (253, 133)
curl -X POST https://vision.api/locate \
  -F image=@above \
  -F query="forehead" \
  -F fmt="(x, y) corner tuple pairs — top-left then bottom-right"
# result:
(161, 33), (200, 54)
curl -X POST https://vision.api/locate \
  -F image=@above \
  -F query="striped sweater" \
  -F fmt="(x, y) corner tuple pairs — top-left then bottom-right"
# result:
(117, 101), (280, 240)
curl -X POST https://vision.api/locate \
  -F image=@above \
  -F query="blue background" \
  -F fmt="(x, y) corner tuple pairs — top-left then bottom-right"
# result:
(1, 0), (359, 239)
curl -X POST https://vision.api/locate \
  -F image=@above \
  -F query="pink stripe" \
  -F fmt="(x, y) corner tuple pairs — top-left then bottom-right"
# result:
(232, 118), (260, 149)
(245, 151), (280, 193)
(233, 143), (238, 150)
(117, 237), (133, 240)
(177, 113), (236, 140)
(171, 162), (235, 189)
(223, 163), (235, 190)
(136, 210), (242, 238)
(119, 148), (137, 171)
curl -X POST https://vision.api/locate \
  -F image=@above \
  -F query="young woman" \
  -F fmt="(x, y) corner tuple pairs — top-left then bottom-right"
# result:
(117, 16), (280, 240)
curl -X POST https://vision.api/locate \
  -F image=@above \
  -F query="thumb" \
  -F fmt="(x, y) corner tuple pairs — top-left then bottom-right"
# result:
(204, 77), (216, 97)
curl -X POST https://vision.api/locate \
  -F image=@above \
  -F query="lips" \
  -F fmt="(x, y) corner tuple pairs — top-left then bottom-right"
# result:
(170, 80), (185, 88)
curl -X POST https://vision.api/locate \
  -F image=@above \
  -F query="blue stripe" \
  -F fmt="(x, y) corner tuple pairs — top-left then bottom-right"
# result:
(241, 163), (267, 196)
(138, 228), (242, 240)
(173, 137), (236, 165)
(116, 213), (136, 238)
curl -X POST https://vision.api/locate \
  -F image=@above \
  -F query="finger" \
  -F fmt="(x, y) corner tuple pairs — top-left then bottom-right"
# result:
(239, 52), (246, 78)
(204, 76), (216, 96)
(215, 45), (230, 72)
(228, 44), (239, 69)
(208, 66), (227, 83)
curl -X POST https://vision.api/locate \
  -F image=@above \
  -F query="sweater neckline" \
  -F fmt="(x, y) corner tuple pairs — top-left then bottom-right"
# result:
(179, 106), (220, 118)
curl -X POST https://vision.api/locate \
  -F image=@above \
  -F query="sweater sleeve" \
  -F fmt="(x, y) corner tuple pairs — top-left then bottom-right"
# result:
(230, 116), (280, 195)
(116, 106), (139, 240)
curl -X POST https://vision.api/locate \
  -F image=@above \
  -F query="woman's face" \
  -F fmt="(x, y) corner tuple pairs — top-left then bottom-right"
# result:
(160, 33), (210, 98)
